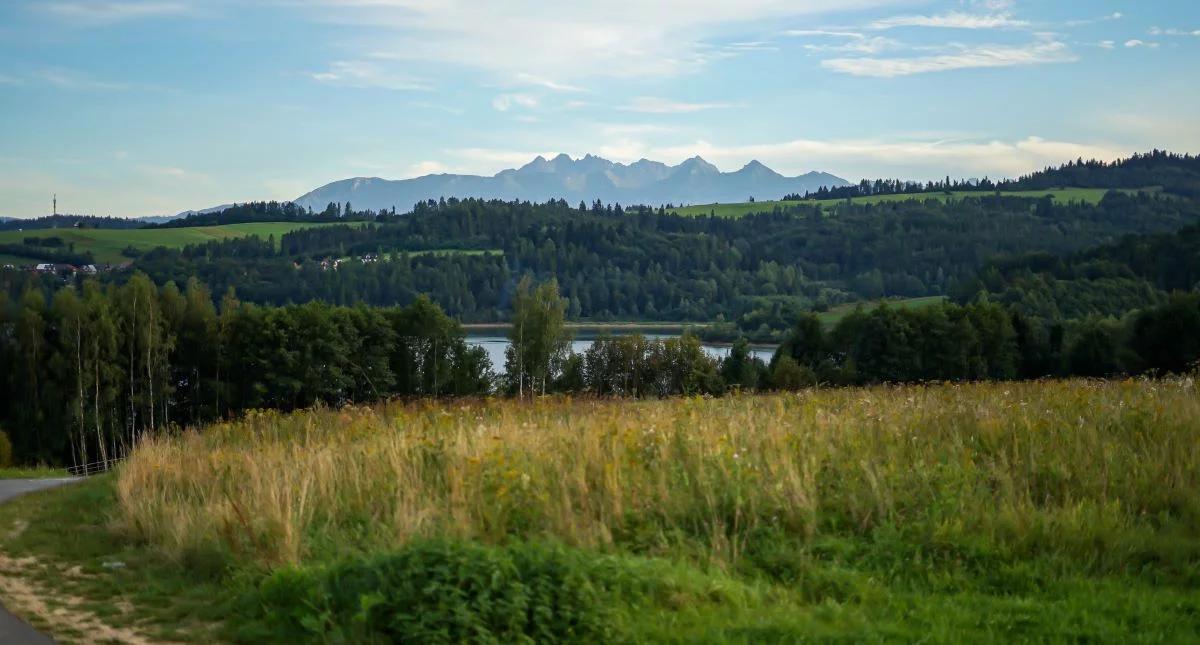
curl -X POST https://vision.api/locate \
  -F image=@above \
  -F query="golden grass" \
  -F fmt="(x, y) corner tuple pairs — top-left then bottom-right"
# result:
(116, 378), (1200, 568)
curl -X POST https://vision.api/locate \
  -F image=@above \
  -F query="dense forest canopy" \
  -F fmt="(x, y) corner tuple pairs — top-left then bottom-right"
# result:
(46, 188), (1193, 327)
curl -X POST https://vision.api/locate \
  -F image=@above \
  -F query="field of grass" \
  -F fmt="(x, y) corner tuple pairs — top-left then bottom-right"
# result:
(817, 295), (946, 326)
(669, 187), (1155, 218)
(2, 378), (1198, 642)
(0, 222), (355, 264)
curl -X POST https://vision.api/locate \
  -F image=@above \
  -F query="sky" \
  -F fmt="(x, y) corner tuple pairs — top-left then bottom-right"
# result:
(1, 0), (1198, 218)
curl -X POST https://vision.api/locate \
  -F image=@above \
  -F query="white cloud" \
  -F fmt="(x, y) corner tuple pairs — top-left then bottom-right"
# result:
(40, 1), (190, 25)
(300, 0), (900, 80)
(803, 36), (900, 54)
(513, 73), (585, 92)
(822, 39), (1075, 77)
(138, 164), (207, 181)
(1148, 27), (1200, 37)
(492, 93), (539, 111)
(869, 11), (1028, 30)
(409, 160), (449, 175)
(1098, 40), (1115, 50)
(644, 136), (1130, 179)
(783, 29), (866, 39)
(308, 60), (428, 91)
(1066, 12), (1122, 27)
(621, 96), (736, 114)
(1124, 39), (1159, 49)
(444, 147), (565, 173)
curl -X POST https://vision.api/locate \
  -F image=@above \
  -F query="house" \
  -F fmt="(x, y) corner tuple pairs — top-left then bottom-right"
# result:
(80, 264), (98, 275)
(35, 263), (55, 273)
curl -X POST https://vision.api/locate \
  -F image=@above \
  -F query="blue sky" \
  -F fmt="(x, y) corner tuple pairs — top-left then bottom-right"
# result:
(1, 0), (1198, 217)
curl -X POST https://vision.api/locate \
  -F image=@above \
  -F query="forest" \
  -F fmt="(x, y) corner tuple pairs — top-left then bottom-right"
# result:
(2, 152), (1200, 466)
(63, 187), (1197, 327)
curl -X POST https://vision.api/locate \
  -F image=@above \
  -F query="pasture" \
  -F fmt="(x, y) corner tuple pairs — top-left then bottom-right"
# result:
(0, 221), (355, 264)
(669, 187), (1155, 218)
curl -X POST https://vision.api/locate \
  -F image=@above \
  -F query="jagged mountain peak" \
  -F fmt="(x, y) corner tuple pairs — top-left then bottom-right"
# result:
(294, 153), (849, 212)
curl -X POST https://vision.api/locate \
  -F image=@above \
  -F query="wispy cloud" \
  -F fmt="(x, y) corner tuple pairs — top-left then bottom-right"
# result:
(513, 73), (585, 92)
(1065, 12), (1122, 27)
(24, 67), (131, 91)
(308, 60), (429, 91)
(645, 135), (1129, 179)
(802, 36), (900, 54)
(869, 11), (1028, 30)
(298, 1), (900, 81)
(1148, 26), (1200, 37)
(1123, 39), (1159, 49)
(40, 1), (190, 25)
(138, 164), (209, 183)
(409, 160), (449, 175)
(620, 96), (737, 114)
(492, 93), (539, 111)
(822, 39), (1075, 77)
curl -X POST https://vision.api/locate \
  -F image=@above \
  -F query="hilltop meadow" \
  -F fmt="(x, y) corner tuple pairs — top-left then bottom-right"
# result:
(666, 187), (1156, 219)
(0, 221), (356, 265)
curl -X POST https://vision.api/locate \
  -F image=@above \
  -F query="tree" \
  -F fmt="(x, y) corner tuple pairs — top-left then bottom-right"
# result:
(506, 277), (570, 397)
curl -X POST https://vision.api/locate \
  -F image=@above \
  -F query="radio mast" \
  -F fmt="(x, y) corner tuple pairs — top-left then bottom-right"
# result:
(53, 193), (57, 217)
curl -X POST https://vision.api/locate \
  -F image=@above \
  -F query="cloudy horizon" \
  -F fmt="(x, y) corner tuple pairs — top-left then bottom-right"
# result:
(2, 0), (1198, 217)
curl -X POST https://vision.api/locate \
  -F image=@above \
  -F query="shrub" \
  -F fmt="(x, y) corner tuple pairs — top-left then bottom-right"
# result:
(257, 540), (647, 643)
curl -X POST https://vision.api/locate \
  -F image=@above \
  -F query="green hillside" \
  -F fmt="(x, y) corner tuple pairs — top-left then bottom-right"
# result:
(0, 221), (353, 264)
(669, 187), (1156, 218)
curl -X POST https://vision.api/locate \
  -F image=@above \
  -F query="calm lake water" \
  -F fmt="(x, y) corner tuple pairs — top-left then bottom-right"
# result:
(465, 332), (777, 374)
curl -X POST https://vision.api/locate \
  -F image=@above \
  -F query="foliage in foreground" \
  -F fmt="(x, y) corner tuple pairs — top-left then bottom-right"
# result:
(104, 380), (1200, 640)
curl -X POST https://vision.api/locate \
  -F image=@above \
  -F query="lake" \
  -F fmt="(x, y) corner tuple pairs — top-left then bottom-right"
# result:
(465, 332), (777, 374)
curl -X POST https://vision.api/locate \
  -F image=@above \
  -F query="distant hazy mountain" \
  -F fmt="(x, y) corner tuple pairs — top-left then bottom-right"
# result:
(293, 154), (849, 212)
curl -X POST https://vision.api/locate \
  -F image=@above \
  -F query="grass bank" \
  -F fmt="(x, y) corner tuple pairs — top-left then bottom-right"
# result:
(2, 379), (1198, 642)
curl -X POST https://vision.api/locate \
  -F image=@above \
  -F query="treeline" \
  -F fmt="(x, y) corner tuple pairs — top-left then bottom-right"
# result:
(795, 150), (1200, 202)
(0, 243), (95, 266)
(0, 214), (148, 232)
(772, 295), (1200, 386)
(151, 201), (383, 228)
(3, 274), (1199, 467)
(0, 275), (491, 466)
(116, 190), (1198, 325)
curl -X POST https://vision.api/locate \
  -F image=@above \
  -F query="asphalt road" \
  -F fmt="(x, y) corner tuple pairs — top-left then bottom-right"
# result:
(0, 478), (80, 645)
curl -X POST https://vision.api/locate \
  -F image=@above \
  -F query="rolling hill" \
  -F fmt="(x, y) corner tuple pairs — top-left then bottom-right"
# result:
(0, 222), (353, 264)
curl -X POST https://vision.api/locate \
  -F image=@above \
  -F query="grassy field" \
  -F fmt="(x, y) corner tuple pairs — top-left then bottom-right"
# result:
(817, 295), (946, 326)
(2, 379), (1198, 642)
(0, 222), (355, 264)
(668, 187), (1155, 218)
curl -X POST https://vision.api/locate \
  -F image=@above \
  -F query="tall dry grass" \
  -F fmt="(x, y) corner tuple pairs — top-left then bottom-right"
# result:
(115, 378), (1200, 568)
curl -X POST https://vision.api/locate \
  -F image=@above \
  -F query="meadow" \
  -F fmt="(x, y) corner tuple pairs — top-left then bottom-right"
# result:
(0, 222), (352, 264)
(668, 187), (1152, 218)
(2, 378), (1197, 642)
(816, 295), (946, 326)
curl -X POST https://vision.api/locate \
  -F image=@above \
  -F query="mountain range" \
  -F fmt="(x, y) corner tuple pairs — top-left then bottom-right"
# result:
(293, 154), (848, 212)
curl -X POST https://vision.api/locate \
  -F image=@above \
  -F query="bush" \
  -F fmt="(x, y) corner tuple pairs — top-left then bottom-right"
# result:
(257, 540), (646, 643)
(0, 429), (12, 468)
